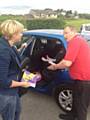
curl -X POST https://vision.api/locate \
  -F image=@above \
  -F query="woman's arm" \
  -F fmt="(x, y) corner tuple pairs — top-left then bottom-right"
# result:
(10, 80), (30, 88)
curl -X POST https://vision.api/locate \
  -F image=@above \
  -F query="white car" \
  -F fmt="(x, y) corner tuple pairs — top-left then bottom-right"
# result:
(80, 23), (90, 41)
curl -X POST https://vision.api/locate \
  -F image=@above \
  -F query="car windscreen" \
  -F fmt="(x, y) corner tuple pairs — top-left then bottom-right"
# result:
(85, 26), (90, 31)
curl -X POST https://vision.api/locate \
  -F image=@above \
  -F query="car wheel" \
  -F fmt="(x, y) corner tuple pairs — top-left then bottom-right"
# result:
(54, 84), (73, 112)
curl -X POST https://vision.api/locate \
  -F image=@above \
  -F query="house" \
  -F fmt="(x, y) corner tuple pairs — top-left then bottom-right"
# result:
(29, 9), (58, 19)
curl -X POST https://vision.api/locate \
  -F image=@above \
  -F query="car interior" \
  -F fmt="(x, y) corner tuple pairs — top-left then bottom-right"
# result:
(21, 35), (66, 86)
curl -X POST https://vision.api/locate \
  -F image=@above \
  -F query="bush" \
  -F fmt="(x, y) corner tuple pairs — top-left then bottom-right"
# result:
(26, 18), (66, 30)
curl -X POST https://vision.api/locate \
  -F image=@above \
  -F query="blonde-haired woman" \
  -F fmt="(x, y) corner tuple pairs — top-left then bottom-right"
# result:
(0, 20), (30, 120)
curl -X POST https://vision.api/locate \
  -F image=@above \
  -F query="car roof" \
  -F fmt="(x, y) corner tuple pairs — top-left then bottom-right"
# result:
(82, 23), (90, 26)
(24, 29), (63, 34)
(23, 29), (67, 48)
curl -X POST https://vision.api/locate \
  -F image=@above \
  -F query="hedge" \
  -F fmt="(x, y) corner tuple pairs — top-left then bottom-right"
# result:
(25, 18), (66, 30)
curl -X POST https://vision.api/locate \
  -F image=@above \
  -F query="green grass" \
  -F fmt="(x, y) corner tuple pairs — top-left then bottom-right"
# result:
(0, 15), (28, 28)
(0, 15), (90, 32)
(0, 15), (24, 21)
(65, 19), (90, 31)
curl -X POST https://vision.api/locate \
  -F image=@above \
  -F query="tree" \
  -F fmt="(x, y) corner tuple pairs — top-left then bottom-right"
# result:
(65, 10), (73, 18)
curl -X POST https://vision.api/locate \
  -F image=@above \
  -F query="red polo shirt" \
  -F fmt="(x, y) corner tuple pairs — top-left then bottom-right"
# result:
(64, 35), (90, 80)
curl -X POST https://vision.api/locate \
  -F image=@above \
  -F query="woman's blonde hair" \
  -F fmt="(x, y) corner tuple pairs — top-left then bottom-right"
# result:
(0, 19), (24, 38)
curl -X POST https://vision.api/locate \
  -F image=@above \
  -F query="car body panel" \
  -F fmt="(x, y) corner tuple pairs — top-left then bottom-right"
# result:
(21, 29), (72, 93)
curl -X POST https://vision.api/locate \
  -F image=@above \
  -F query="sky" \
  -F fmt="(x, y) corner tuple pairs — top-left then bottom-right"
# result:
(0, 0), (90, 14)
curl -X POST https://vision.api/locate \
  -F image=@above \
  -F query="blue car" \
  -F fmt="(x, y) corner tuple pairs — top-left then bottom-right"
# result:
(21, 29), (73, 112)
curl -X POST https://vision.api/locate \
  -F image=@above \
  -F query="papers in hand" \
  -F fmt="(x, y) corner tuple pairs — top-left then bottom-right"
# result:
(41, 56), (56, 65)
(21, 70), (41, 88)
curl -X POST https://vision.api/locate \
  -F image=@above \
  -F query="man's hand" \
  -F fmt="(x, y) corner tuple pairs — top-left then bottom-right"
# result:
(47, 64), (57, 70)
(48, 59), (72, 70)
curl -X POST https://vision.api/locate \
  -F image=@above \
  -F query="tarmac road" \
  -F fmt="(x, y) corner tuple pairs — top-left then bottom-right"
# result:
(0, 88), (90, 120)
(20, 90), (90, 120)
(20, 90), (62, 120)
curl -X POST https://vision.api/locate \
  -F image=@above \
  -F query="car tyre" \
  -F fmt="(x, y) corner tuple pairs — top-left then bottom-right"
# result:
(54, 84), (73, 112)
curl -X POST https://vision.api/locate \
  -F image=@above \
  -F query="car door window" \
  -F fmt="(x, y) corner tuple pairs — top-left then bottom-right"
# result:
(21, 35), (66, 73)
(29, 36), (48, 72)
(44, 38), (66, 63)
(22, 36), (36, 57)
(28, 36), (66, 71)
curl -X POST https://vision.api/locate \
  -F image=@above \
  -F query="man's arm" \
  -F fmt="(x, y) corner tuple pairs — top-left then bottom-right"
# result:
(47, 59), (72, 70)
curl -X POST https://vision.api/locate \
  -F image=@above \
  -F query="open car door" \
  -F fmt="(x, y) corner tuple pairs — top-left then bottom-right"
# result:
(21, 35), (66, 86)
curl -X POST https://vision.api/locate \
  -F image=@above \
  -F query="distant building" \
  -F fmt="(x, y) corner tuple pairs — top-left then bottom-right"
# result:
(29, 9), (58, 19)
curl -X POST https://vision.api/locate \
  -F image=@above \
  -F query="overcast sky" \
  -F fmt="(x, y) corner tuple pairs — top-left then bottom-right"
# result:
(0, 0), (90, 14)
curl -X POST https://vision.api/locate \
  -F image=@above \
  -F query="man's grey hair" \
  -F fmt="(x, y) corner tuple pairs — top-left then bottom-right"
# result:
(65, 25), (77, 32)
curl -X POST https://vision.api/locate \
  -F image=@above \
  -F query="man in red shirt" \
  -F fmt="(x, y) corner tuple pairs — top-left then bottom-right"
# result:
(48, 26), (90, 120)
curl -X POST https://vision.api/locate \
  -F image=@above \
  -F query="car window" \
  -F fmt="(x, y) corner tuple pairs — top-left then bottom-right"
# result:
(22, 35), (66, 72)
(43, 38), (66, 62)
(85, 26), (90, 31)
(32, 36), (66, 57)
(21, 36), (35, 57)
(28, 36), (65, 71)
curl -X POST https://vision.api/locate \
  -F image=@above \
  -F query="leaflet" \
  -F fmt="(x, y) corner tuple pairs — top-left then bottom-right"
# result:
(41, 56), (56, 65)
(21, 70), (41, 88)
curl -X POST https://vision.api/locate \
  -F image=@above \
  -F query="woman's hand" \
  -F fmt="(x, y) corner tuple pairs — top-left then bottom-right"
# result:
(21, 43), (27, 49)
(18, 42), (27, 51)
(10, 80), (31, 88)
(21, 81), (31, 88)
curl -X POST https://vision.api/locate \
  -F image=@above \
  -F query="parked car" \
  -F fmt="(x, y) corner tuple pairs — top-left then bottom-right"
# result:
(20, 29), (73, 112)
(80, 23), (90, 41)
